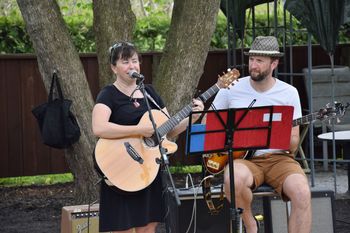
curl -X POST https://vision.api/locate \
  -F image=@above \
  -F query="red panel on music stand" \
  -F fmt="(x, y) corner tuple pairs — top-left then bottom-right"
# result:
(204, 106), (294, 152)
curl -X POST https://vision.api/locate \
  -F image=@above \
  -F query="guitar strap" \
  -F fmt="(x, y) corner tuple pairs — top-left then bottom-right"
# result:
(202, 170), (225, 215)
(201, 150), (256, 215)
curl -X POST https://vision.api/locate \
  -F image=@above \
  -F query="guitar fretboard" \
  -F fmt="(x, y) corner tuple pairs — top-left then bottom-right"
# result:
(293, 112), (319, 126)
(157, 84), (220, 137)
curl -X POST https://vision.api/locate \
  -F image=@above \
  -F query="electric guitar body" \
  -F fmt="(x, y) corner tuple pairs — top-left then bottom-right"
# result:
(202, 150), (248, 175)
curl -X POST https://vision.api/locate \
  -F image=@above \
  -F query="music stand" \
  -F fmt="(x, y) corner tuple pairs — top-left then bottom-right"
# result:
(187, 105), (294, 232)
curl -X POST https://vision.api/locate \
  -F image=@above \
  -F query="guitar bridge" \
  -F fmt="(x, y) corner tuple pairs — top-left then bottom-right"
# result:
(124, 142), (144, 164)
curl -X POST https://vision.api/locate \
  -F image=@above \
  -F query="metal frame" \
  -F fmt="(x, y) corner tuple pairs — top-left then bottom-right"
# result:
(225, 0), (347, 194)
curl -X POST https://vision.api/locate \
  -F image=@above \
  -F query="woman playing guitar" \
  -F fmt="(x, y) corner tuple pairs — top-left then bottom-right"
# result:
(92, 41), (204, 233)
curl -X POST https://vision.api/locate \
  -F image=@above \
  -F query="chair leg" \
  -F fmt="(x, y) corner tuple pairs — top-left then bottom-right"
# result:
(295, 125), (311, 172)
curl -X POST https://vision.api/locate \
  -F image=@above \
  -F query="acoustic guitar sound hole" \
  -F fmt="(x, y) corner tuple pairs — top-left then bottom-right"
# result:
(143, 136), (157, 147)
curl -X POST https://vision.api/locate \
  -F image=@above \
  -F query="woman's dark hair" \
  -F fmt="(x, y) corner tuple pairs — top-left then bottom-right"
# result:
(109, 41), (141, 65)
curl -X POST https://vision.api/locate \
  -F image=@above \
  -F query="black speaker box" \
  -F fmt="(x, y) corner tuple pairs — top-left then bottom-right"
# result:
(165, 186), (230, 233)
(264, 190), (335, 233)
(60, 204), (100, 233)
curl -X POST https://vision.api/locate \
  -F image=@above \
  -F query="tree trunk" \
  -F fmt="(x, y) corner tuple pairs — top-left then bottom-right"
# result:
(17, 0), (99, 204)
(93, 0), (136, 89)
(154, 0), (221, 114)
(16, 0), (221, 203)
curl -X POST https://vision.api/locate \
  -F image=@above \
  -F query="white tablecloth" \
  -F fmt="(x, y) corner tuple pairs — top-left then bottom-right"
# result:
(318, 130), (350, 141)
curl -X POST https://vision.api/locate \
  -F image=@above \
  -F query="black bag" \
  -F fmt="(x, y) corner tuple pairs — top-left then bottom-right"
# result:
(32, 72), (81, 148)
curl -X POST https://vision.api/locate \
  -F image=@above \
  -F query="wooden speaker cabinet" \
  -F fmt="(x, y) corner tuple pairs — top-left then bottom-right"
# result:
(60, 204), (100, 233)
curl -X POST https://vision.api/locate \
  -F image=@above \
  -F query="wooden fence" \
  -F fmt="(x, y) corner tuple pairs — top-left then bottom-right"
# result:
(0, 45), (348, 178)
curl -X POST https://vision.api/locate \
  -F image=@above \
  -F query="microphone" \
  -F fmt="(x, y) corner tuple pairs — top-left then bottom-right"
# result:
(128, 70), (144, 80)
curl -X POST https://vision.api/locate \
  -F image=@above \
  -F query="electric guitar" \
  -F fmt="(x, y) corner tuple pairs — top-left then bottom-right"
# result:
(94, 69), (240, 192)
(202, 102), (349, 175)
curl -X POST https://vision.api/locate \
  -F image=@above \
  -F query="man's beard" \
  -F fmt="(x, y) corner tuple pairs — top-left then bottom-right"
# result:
(250, 68), (270, 82)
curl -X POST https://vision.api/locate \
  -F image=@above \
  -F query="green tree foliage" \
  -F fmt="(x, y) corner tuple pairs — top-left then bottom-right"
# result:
(134, 12), (169, 51)
(1, 0), (349, 54)
(60, 0), (94, 52)
(0, 8), (228, 53)
(0, 16), (33, 53)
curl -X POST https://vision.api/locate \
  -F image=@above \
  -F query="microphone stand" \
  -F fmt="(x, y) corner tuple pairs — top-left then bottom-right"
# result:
(136, 77), (181, 209)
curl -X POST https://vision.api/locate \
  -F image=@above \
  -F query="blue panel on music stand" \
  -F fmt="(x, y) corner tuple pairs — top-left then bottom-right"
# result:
(186, 124), (205, 154)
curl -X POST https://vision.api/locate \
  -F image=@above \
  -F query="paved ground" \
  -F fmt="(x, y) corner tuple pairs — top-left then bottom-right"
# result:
(307, 166), (349, 195)
(0, 165), (349, 233)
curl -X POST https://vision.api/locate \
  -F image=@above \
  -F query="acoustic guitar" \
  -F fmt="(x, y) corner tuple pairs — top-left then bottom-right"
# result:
(203, 102), (349, 175)
(94, 69), (240, 192)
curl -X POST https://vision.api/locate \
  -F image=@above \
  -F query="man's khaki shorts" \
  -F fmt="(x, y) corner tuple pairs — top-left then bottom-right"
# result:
(235, 153), (306, 201)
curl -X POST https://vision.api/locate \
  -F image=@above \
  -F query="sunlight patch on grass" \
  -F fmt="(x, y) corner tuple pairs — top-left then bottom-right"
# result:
(0, 173), (74, 187)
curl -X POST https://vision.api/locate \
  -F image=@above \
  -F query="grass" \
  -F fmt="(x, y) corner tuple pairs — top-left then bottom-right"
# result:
(169, 165), (202, 174)
(0, 165), (202, 187)
(0, 173), (74, 187)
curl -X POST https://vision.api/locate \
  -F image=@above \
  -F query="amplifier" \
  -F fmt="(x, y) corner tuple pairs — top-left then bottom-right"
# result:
(165, 185), (230, 233)
(265, 190), (335, 233)
(60, 204), (100, 233)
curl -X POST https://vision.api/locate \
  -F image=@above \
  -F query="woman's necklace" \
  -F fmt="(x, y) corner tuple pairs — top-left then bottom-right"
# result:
(114, 80), (141, 108)
(132, 98), (140, 108)
(130, 88), (141, 108)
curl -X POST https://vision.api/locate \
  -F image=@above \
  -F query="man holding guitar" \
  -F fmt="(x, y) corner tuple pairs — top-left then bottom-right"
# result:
(91, 41), (204, 233)
(206, 36), (311, 233)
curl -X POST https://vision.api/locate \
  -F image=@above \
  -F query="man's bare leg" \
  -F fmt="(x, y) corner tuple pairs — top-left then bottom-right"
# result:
(283, 174), (312, 233)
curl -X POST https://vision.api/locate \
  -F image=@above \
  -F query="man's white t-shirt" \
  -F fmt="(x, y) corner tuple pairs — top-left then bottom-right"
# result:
(212, 76), (302, 156)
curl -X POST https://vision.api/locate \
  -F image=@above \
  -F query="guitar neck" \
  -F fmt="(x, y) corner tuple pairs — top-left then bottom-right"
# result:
(292, 112), (319, 127)
(157, 84), (220, 137)
(160, 106), (322, 135)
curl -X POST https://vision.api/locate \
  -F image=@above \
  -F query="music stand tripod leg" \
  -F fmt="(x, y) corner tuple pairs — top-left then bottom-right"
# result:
(227, 149), (244, 233)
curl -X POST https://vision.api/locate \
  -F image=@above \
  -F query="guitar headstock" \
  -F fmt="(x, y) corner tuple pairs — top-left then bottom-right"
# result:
(317, 102), (350, 123)
(216, 68), (240, 89)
